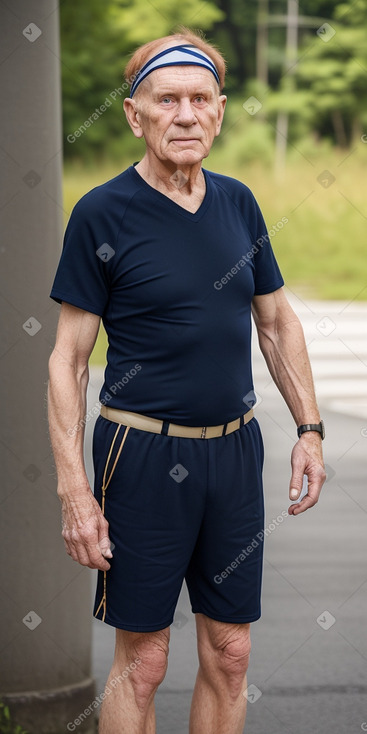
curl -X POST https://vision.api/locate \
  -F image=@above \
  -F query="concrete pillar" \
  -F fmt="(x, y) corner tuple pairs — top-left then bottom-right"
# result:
(0, 2), (95, 732)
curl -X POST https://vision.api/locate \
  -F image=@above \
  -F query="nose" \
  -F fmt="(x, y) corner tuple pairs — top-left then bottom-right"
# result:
(174, 97), (197, 126)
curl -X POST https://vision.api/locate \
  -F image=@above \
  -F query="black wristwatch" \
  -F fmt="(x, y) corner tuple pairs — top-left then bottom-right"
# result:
(297, 419), (325, 440)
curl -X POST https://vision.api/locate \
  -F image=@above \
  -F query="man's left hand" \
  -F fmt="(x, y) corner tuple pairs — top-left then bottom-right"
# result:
(288, 433), (326, 516)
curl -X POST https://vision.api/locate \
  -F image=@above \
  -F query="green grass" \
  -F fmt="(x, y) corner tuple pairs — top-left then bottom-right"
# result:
(0, 701), (28, 734)
(92, 323), (108, 368)
(63, 145), (367, 365)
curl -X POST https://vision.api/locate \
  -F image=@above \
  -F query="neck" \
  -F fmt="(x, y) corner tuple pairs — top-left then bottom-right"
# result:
(135, 152), (205, 196)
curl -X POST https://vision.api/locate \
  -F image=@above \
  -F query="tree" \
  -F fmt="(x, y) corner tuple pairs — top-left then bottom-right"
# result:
(110, 0), (223, 43)
(60, 0), (223, 159)
(294, 0), (367, 144)
(60, 0), (367, 160)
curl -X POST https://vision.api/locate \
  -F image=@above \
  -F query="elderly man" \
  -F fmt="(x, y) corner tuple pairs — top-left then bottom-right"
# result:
(48, 26), (326, 734)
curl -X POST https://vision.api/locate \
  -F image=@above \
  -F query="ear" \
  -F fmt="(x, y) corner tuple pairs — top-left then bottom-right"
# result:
(123, 98), (144, 139)
(215, 95), (227, 137)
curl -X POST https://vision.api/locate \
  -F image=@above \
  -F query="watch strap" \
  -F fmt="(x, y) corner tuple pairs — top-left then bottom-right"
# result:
(297, 420), (325, 440)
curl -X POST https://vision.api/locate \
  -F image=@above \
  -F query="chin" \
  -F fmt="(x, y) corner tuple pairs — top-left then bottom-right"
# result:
(168, 151), (204, 166)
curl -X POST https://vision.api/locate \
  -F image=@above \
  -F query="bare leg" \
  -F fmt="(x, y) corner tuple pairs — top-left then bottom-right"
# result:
(99, 626), (170, 734)
(189, 614), (251, 734)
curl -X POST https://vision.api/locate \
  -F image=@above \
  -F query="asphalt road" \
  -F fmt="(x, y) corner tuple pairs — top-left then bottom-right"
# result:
(85, 300), (367, 733)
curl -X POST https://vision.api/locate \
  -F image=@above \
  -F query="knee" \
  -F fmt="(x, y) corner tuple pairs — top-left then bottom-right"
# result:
(129, 630), (169, 711)
(199, 625), (251, 701)
(218, 634), (251, 680)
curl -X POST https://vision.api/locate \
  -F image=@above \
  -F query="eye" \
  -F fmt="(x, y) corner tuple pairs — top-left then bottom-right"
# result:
(161, 97), (173, 104)
(194, 96), (205, 103)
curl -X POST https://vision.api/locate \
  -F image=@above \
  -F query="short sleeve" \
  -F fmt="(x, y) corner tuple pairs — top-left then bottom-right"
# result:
(50, 197), (113, 316)
(250, 195), (284, 296)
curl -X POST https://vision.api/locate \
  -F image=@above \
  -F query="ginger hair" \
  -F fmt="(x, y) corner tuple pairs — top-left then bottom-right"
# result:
(124, 26), (226, 94)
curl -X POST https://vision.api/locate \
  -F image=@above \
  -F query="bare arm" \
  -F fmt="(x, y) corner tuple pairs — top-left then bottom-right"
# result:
(48, 302), (112, 569)
(251, 287), (326, 516)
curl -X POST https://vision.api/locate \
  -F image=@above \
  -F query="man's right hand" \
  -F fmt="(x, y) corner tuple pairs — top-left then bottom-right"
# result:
(59, 487), (113, 571)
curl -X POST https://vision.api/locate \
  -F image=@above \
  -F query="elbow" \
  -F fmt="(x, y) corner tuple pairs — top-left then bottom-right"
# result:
(256, 313), (305, 359)
(256, 308), (303, 341)
(48, 348), (89, 384)
(255, 320), (278, 353)
(48, 349), (58, 382)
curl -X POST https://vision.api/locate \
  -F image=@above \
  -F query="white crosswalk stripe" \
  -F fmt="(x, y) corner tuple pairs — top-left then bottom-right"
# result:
(90, 292), (367, 422)
(252, 289), (367, 419)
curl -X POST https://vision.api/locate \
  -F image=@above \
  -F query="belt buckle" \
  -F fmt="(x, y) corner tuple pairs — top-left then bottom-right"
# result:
(201, 426), (207, 439)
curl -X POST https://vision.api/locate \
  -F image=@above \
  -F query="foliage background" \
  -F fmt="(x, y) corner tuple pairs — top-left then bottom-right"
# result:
(60, 0), (367, 316)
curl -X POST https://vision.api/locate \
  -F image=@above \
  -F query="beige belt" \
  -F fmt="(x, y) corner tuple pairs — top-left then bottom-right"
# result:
(100, 405), (254, 439)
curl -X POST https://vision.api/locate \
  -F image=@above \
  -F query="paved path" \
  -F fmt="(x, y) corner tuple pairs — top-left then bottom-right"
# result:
(85, 297), (367, 733)
(260, 290), (367, 419)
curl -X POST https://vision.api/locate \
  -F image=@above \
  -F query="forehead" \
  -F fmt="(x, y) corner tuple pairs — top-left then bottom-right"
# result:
(141, 65), (218, 96)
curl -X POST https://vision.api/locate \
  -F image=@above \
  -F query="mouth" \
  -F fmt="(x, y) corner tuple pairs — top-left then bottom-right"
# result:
(172, 138), (199, 143)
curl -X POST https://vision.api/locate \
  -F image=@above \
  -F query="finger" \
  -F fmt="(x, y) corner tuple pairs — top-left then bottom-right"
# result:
(65, 538), (80, 562)
(289, 456), (306, 502)
(68, 536), (110, 569)
(84, 540), (111, 571)
(288, 493), (317, 516)
(289, 465), (305, 501)
(97, 515), (113, 559)
(62, 528), (77, 559)
(74, 544), (94, 567)
(63, 538), (72, 556)
(98, 533), (113, 559)
(67, 536), (110, 570)
(63, 511), (112, 570)
(289, 485), (301, 501)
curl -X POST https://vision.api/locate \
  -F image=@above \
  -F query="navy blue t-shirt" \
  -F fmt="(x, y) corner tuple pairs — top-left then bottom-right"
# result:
(50, 163), (284, 425)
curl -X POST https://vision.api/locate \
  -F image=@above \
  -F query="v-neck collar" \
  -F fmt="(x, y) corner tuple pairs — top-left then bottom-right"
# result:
(130, 162), (212, 222)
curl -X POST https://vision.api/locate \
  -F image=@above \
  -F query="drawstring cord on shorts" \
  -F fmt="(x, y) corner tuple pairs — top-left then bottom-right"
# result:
(94, 424), (130, 621)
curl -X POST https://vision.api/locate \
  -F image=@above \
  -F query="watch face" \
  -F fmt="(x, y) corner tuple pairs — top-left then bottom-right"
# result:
(320, 420), (325, 440)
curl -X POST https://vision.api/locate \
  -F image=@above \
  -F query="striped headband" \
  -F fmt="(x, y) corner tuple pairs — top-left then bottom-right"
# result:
(129, 44), (220, 97)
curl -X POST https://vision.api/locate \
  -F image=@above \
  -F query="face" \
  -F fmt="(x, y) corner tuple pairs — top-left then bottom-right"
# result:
(124, 65), (227, 166)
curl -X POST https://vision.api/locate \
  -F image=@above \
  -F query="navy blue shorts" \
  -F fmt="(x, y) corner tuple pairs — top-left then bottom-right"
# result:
(92, 414), (265, 632)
